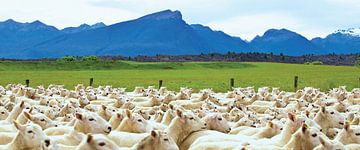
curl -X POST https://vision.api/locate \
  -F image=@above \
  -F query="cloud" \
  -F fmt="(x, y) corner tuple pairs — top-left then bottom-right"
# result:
(207, 13), (302, 40)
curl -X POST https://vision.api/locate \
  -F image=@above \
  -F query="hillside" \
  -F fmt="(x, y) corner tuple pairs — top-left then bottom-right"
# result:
(0, 10), (360, 58)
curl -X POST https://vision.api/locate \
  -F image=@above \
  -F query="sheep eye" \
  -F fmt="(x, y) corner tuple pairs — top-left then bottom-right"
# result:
(98, 142), (106, 146)
(164, 138), (169, 141)
(112, 110), (115, 112)
(27, 130), (33, 134)
(1, 112), (4, 114)
(189, 117), (194, 120)
(137, 119), (142, 122)
(330, 112), (334, 114)
(217, 118), (222, 121)
(355, 133), (360, 136)
(311, 133), (317, 137)
(40, 119), (45, 122)
(26, 107), (30, 109)
(89, 118), (95, 121)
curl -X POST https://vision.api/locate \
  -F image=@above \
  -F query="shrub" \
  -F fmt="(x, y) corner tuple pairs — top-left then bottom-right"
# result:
(82, 56), (99, 61)
(57, 56), (77, 62)
(311, 61), (323, 65)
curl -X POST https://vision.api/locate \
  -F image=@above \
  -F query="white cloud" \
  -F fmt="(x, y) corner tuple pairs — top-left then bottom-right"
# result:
(207, 13), (303, 40)
(0, 0), (140, 29)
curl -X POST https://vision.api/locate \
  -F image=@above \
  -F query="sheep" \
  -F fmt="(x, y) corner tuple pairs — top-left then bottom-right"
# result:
(73, 112), (112, 134)
(0, 101), (26, 125)
(283, 123), (323, 150)
(76, 133), (121, 150)
(131, 130), (179, 150)
(0, 84), (359, 150)
(313, 136), (346, 150)
(314, 106), (345, 133)
(115, 110), (150, 133)
(334, 121), (360, 145)
(0, 106), (9, 120)
(0, 121), (47, 150)
(202, 113), (231, 133)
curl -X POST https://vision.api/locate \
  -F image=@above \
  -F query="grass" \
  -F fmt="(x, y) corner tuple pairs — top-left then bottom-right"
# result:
(0, 60), (358, 92)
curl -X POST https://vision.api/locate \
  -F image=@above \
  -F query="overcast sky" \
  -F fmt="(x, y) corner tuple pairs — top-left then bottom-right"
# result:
(1, 0), (360, 40)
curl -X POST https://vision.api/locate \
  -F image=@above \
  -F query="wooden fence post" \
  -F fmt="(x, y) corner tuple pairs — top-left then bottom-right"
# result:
(230, 78), (234, 90)
(159, 80), (163, 89)
(294, 76), (298, 92)
(89, 78), (94, 87)
(25, 79), (30, 87)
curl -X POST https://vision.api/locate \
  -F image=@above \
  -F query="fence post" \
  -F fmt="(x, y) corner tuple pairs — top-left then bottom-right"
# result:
(230, 78), (234, 90)
(25, 79), (30, 87)
(294, 76), (298, 92)
(89, 78), (94, 87)
(159, 80), (163, 89)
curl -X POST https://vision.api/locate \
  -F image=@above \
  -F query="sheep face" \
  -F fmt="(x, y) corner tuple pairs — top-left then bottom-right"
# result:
(300, 124), (322, 149)
(24, 112), (56, 129)
(78, 134), (119, 150)
(14, 121), (47, 148)
(75, 112), (112, 134)
(315, 137), (345, 150)
(205, 114), (231, 133)
(0, 106), (9, 120)
(318, 107), (345, 129)
(121, 110), (149, 133)
(176, 110), (206, 132)
(150, 130), (179, 150)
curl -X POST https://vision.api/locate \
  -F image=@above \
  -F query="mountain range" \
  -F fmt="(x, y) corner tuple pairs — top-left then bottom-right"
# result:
(0, 9), (359, 59)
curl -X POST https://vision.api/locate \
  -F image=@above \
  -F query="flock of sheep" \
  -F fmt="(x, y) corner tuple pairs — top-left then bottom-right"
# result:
(0, 84), (359, 150)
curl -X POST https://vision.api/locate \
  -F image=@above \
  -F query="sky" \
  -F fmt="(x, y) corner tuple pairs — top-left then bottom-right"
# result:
(1, 0), (360, 40)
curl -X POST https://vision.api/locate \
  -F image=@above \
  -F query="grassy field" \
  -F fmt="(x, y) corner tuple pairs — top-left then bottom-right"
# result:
(0, 60), (358, 92)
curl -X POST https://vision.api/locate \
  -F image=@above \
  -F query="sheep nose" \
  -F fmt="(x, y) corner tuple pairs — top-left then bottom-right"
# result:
(44, 139), (50, 147)
(108, 126), (112, 132)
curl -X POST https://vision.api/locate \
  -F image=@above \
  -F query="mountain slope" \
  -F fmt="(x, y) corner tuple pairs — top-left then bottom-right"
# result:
(62, 22), (106, 34)
(21, 10), (251, 58)
(311, 28), (360, 54)
(250, 29), (322, 55)
(0, 19), (62, 57)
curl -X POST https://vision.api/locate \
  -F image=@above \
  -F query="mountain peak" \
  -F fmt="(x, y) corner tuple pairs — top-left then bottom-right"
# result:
(91, 22), (106, 28)
(139, 9), (182, 20)
(334, 28), (360, 37)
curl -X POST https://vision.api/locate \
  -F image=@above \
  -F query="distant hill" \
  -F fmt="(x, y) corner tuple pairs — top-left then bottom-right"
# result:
(250, 29), (322, 55)
(311, 28), (360, 54)
(0, 10), (359, 58)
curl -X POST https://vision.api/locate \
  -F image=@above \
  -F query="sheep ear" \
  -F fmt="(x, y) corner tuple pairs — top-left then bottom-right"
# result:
(176, 109), (184, 118)
(19, 101), (25, 108)
(169, 104), (174, 110)
(288, 113), (295, 122)
(86, 134), (93, 143)
(301, 123), (308, 133)
(116, 113), (123, 119)
(305, 110), (310, 118)
(23, 112), (32, 120)
(151, 130), (158, 138)
(344, 121), (350, 131)
(28, 107), (33, 113)
(125, 110), (132, 118)
(13, 120), (24, 131)
(321, 106), (326, 113)
(101, 105), (107, 111)
(267, 121), (274, 128)
(319, 136), (326, 146)
(75, 113), (83, 120)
